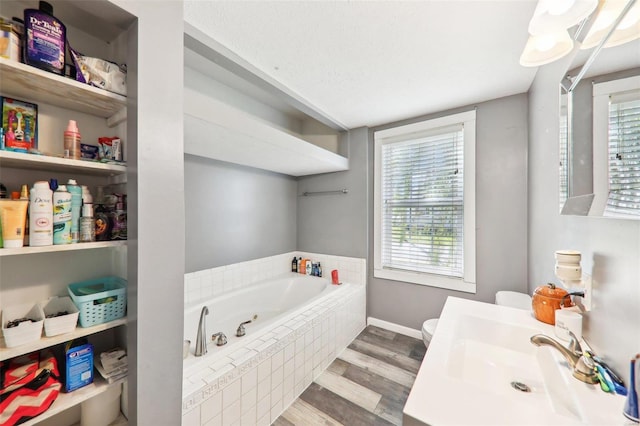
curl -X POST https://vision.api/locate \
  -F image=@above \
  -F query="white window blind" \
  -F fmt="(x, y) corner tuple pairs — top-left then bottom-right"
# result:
(559, 108), (569, 210)
(606, 92), (640, 217)
(380, 124), (464, 278)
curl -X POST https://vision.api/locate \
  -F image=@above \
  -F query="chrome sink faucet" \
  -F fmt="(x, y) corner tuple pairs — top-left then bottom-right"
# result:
(195, 306), (209, 357)
(530, 331), (599, 384)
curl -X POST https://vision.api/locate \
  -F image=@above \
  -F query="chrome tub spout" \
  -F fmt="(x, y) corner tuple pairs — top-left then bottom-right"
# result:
(195, 306), (209, 357)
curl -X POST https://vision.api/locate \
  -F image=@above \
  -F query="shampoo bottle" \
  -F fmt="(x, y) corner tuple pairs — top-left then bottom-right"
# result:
(306, 260), (312, 275)
(29, 181), (52, 246)
(292, 257), (298, 273)
(52, 185), (72, 244)
(24, 1), (66, 75)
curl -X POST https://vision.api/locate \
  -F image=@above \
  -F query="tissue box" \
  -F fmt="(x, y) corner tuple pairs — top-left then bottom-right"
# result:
(59, 340), (93, 392)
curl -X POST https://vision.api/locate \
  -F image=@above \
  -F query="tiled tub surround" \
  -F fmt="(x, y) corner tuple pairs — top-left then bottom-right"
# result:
(182, 254), (366, 426)
(184, 252), (367, 305)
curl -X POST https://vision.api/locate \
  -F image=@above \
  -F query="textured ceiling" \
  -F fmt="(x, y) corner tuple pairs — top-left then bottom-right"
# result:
(184, 1), (539, 129)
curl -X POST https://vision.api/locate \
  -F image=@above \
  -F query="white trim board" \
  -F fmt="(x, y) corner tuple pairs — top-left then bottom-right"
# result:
(367, 317), (422, 340)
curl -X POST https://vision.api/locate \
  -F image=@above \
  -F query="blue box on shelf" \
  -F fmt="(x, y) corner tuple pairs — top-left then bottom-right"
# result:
(67, 276), (127, 327)
(62, 341), (94, 392)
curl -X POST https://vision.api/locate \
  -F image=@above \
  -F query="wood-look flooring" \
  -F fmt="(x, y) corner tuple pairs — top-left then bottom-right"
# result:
(274, 325), (426, 426)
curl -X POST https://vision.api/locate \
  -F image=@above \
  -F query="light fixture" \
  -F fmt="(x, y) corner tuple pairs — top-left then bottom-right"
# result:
(529, 0), (599, 35)
(581, 0), (640, 49)
(520, 30), (575, 67)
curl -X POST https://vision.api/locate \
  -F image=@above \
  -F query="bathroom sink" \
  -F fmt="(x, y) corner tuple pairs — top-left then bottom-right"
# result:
(403, 297), (625, 426)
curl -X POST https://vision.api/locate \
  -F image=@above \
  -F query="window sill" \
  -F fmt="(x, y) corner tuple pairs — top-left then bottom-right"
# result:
(374, 268), (476, 294)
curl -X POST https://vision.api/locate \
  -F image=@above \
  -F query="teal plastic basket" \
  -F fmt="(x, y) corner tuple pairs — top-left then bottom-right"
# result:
(67, 276), (127, 327)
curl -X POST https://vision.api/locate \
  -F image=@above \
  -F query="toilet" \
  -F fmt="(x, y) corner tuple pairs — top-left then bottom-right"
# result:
(421, 318), (438, 346)
(495, 291), (532, 311)
(421, 291), (532, 347)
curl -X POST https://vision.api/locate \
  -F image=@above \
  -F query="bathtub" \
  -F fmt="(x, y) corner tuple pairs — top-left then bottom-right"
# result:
(183, 273), (342, 365)
(181, 269), (366, 425)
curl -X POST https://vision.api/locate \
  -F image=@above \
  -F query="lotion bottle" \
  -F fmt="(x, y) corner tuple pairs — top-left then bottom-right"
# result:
(63, 120), (81, 159)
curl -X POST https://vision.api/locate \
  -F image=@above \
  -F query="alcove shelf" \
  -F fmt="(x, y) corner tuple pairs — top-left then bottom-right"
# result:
(184, 87), (349, 177)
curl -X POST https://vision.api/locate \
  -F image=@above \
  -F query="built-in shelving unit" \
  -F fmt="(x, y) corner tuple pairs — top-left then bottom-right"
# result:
(0, 3), (132, 424)
(0, 318), (127, 361)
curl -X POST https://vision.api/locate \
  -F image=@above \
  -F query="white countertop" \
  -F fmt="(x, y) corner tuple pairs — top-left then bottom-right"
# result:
(403, 297), (627, 425)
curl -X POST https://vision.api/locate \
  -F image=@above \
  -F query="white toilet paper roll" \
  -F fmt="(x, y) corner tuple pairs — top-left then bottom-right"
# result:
(555, 309), (583, 341)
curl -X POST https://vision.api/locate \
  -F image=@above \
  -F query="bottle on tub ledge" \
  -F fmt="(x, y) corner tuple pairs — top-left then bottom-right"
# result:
(291, 256), (298, 273)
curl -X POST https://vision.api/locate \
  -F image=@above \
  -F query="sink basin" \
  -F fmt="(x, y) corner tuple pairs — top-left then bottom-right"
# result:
(403, 297), (625, 426)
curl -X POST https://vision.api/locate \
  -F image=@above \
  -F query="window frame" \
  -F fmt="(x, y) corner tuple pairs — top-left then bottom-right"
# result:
(591, 75), (640, 217)
(373, 110), (476, 293)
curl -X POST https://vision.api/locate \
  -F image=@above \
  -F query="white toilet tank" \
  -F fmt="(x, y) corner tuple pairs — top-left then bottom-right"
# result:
(495, 291), (532, 310)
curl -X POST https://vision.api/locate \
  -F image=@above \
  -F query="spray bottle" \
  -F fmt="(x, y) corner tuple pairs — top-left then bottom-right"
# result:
(66, 179), (82, 243)
(53, 185), (72, 244)
(29, 181), (53, 246)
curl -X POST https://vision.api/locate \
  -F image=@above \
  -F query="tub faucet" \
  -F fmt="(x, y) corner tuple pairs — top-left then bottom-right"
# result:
(530, 331), (598, 384)
(195, 306), (209, 357)
(236, 320), (252, 337)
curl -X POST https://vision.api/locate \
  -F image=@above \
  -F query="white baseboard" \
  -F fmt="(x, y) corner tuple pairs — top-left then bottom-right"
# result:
(367, 317), (422, 340)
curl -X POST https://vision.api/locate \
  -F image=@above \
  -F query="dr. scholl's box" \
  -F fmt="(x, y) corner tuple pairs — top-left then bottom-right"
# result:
(62, 341), (94, 392)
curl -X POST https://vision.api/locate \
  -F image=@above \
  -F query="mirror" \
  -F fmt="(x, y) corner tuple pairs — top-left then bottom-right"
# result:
(560, 0), (640, 219)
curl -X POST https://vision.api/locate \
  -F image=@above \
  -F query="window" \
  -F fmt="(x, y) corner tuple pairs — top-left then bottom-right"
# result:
(374, 110), (476, 293)
(592, 76), (640, 218)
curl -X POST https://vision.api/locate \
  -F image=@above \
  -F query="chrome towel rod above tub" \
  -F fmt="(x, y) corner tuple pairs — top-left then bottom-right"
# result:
(302, 189), (348, 196)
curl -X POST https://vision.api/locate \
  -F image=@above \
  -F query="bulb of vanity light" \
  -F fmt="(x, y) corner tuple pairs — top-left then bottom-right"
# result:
(547, 0), (576, 16)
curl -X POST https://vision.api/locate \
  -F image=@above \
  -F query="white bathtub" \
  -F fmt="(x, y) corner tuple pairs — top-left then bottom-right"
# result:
(182, 266), (366, 425)
(183, 273), (342, 364)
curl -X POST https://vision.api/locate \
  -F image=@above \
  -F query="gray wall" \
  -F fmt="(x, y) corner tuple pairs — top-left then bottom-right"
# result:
(296, 95), (529, 329)
(529, 61), (640, 383)
(297, 128), (369, 258)
(367, 94), (530, 329)
(184, 154), (297, 272)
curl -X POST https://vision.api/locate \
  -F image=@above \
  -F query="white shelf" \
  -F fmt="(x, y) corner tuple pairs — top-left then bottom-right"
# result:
(20, 376), (126, 426)
(0, 318), (127, 361)
(0, 58), (126, 119)
(184, 87), (349, 177)
(0, 241), (126, 257)
(0, 150), (126, 176)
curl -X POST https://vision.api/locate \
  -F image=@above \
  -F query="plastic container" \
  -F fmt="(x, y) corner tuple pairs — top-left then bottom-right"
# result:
(81, 382), (122, 426)
(1, 302), (44, 347)
(68, 276), (127, 327)
(41, 296), (79, 337)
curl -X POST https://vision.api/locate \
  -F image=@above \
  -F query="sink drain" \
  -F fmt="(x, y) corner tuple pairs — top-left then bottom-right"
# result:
(510, 381), (531, 393)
